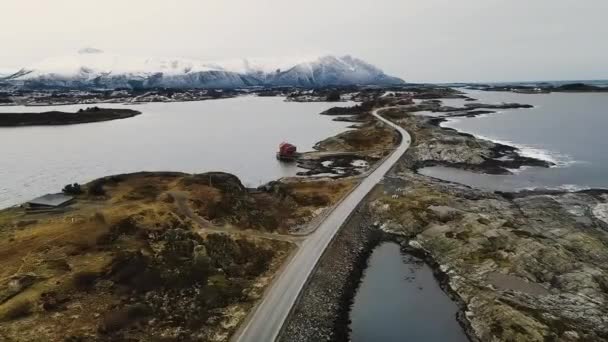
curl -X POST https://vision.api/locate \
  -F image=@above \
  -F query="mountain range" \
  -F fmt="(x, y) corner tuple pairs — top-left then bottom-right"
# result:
(0, 48), (404, 89)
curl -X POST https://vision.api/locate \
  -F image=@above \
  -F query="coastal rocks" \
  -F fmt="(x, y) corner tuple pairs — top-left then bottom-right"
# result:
(0, 88), (242, 107)
(406, 97), (534, 119)
(286, 88), (358, 102)
(369, 171), (608, 341)
(593, 202), (608, 224)
(383, 108), (553, 174)
(295, 115), (398, 178)
(278, 202), (381, 342)
(408, 87), (466, 100)
(296, 154), (375, 178)
(427, 205), (462, 222)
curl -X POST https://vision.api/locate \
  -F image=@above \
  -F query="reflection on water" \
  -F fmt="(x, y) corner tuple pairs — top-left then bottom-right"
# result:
(349, 242), (468, 342)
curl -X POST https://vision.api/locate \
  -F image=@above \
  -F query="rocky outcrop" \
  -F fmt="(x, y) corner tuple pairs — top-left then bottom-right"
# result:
(382, 108), (553, 174)
(278, 197), (383, 342)
(370, 171), (608, 341)
(280, 89), (608, 342)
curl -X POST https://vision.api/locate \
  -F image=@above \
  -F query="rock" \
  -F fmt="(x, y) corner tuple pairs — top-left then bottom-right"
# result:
(15, 220), (37, 228)
(428, 205), (461, 222)
(39, 291), (69, 311)
(593, 203), (608, 225)
(368, 172), (608, 341)
(387, 108), (553, 173)
(1, 273), (38, 304)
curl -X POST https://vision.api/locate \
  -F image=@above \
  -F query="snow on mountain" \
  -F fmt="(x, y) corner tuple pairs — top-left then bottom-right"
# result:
(20, 48), (217, 79)
(2, 49), (404, 89)
(210, 57), (310, 76)
(269, 55), (404, 87)
(0, 68), (18, 78)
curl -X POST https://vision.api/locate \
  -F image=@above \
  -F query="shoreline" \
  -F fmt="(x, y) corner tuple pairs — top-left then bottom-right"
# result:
(278, 93), (608, 341)
(2, 88), (607, 341)
(439, 115), (575, 169)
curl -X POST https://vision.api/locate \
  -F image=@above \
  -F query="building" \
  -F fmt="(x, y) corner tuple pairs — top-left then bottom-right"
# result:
(26, 193), (74, 210)
(276, 142), (298, 161)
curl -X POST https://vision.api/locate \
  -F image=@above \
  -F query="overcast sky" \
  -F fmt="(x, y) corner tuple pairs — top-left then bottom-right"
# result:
(2, 0), (607, 83)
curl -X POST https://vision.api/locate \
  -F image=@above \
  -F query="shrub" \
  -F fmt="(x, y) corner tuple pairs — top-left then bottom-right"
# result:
(72, 271), (99, 290)
(98, 304), (151, 333)
(108, 251), (149, 285)
(88, 180), (106, 196)
(326, 91), (341, 102)
(92, 211), (106, 224)
(62, 183), (83, 195)
(1, 300), (32, 321)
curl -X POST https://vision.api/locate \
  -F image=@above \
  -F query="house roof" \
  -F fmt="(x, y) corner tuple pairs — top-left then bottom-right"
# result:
(27, 193), (74, 207)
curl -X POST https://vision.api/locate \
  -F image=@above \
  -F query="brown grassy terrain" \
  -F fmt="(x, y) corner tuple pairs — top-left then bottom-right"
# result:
(315, 120), (398, 156)
(0, 172), (353, 341)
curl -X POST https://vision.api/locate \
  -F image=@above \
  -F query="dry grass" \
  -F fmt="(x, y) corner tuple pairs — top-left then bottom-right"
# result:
(285, 178), (354, 204)
(316, 121), (398, 154)
(0, 299), (32, 321)
(0, 171), (313, 341)
(375, 185), (450, 233)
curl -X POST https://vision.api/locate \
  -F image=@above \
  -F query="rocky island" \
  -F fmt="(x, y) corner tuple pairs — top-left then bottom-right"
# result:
(468, 82), (608, 94)
(0, 107), (141, 126)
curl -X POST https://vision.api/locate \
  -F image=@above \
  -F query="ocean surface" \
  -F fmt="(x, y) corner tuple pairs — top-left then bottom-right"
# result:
(0, 97), (351, 208)
(349, 242), (468, 342)
(420, 89), (608, 191)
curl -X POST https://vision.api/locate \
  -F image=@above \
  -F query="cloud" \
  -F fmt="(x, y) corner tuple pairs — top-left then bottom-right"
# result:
(1, 0), (607, 82)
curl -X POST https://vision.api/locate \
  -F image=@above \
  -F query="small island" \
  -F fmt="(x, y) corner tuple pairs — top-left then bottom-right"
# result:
(0, 107), (141, 127)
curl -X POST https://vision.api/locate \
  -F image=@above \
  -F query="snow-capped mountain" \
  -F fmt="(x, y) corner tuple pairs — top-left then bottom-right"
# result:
(0, 49), (404, 89)
(0, 68), (17, 78)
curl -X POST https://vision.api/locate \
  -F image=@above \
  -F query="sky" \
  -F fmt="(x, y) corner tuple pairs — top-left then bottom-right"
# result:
(1, 0), (607, 83)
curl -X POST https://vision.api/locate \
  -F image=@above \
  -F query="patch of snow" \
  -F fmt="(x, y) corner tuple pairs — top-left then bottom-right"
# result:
(210, 56), (316, 75)
(351, 159), (369, 167)
(0, 67), (18, 77)
(78, 47), (104, 54)
(4, 50), (404, 88)
(25, 51), (217, 78)
(408, 240), (424, 250)
(565, 205), (587, 217)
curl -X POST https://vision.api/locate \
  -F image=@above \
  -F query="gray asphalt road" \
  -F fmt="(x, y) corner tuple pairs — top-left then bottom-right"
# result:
(233, 107), (411, 342)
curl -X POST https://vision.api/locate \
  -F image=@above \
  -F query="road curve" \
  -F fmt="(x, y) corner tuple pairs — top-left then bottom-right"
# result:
(233, 107), (411, 342)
